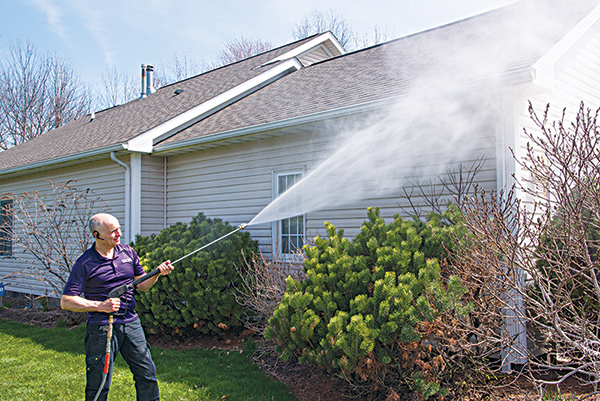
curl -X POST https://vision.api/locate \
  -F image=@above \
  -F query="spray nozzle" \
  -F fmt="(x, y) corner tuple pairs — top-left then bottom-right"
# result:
(238, 223), (248, 230)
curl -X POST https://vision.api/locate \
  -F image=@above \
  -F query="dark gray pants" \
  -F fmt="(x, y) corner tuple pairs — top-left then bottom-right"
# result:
(84, 318), (159, 401)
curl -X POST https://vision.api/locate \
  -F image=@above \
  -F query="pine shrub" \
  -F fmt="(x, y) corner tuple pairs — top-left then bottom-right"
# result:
(265, 207), (470, 400)
(133, 213), (258, 336)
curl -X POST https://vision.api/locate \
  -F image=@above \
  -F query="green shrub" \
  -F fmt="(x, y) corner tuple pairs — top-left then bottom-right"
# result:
(133, 213), (258, 336)
(265, 207), (470, 400)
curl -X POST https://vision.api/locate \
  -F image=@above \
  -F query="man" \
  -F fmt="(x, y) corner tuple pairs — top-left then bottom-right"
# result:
(61, 213), (173, 401)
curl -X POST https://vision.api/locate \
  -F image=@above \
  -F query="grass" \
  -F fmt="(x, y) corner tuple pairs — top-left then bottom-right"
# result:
(0, 319), (298, 401)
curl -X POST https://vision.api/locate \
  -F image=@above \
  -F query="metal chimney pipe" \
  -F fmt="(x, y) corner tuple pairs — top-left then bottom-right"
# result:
(146, 64), (156, 96)
(140, 64), (147, 99)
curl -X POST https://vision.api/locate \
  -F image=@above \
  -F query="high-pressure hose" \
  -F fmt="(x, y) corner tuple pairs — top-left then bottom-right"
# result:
(92, 314), (114, 401)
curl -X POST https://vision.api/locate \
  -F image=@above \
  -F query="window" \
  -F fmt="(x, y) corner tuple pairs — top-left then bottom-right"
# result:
(0, 199), (13, 257)
(275, 171), (305, 255)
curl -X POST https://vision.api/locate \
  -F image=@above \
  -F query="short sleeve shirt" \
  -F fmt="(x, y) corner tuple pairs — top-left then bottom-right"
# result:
(63, 244), (145, 325)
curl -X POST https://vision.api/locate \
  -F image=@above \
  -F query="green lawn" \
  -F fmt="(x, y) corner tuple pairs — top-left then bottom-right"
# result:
(0, 319), (298, 401)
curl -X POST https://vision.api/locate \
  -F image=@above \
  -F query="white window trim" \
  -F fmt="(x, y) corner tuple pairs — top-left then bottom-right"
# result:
(271, 168), (306, 260)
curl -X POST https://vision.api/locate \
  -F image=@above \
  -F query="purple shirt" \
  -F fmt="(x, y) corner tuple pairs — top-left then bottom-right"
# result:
(63, 243), (145, 325)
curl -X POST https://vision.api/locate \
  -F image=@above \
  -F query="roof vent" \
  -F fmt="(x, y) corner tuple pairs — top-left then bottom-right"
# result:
(146, 65), (156, 96)
(174, 89), (184, 95)
(140, 64), (156, 99)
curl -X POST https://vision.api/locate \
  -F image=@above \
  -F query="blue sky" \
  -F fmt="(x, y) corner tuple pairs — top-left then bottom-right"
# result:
(0, 0), (516, 90)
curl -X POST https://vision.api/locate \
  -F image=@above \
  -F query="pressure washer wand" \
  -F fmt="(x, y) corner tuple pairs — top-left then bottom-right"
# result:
(107, 223), (248, 298)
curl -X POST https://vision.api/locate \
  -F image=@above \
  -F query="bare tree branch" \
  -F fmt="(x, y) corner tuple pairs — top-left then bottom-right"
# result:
(0, 40), (90, 149)
(211, 37), (273, 69)
(293, 9), (354, 50)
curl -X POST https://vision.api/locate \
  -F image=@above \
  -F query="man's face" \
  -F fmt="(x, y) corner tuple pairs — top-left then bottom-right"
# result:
(97, 216), (122, 247)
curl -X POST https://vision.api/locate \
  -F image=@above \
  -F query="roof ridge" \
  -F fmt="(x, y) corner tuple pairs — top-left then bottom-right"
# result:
(159, 34), (323, 90)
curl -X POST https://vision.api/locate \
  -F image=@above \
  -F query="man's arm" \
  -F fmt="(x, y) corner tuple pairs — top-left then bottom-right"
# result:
(61, 294), (120, 313)
(135, 260), (173, 292)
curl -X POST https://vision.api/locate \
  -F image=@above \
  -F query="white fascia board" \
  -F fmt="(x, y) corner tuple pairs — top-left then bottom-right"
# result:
(531, 3), (600, 87)
(0, 143), (125, 177)
(126, 58), (304, 153)
(262, 32), (346, 66)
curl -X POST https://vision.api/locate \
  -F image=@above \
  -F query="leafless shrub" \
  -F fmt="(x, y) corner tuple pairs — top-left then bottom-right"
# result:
(401, 156), (486, 217)
(1, 180), (106, 297)
(447, 102), (600, 398)
(235, 250), (305, 336)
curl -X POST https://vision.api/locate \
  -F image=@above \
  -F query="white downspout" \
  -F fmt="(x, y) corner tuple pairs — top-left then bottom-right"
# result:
(110, 152), (130, 244)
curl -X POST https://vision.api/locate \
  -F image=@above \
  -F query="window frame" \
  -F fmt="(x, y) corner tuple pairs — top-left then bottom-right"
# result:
(0, 199), (13, 257)
(272, 169), (305, 259)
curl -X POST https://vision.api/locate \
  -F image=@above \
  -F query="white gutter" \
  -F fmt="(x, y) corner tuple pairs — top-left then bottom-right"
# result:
(126, 58), (304, 153)
(110, 151), (131, 244)
(129, 153), (142, 240)
(0, 144), (125, 177)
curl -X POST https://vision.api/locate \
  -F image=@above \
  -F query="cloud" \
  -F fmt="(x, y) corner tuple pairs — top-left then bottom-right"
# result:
(29, 0), (68, 40)
(67, 0), (117, 66)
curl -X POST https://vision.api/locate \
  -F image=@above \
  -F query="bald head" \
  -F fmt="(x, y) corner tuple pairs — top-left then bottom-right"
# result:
(89, 213), (119, 236)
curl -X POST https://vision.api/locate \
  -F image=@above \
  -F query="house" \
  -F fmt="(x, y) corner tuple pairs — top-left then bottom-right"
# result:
(1, 0), (600, 303)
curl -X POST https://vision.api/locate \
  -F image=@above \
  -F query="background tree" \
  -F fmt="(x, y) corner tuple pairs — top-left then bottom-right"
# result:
(0, 40), (90, 150)
(211, 37), (273, 68)
(97, 66), (139, 109)
(158, 48), (206, 84)
(352, 25), (392, 50)
(293, 9), (354, 50)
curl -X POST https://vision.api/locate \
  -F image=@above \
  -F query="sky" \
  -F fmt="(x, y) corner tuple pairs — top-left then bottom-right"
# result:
(0, 0), (517, 91)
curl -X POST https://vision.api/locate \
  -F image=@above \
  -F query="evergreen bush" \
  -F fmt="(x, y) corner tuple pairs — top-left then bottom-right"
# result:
(133, 213), (258, 336)
(265, 207), (470, 400)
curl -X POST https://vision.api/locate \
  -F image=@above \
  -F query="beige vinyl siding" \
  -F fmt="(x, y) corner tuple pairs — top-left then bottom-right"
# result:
(552, 26), (600, 109)
(0, 159), (126, 297)
(140, 154), (166, 236)
(309, 147), (498, 238)
(166, 130), (333, 253)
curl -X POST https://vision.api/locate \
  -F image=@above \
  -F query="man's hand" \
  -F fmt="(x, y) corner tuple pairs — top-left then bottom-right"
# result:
(158, 260), (173, 276)
(98, 298), (120, 313)
(135, 260), (174, 292)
